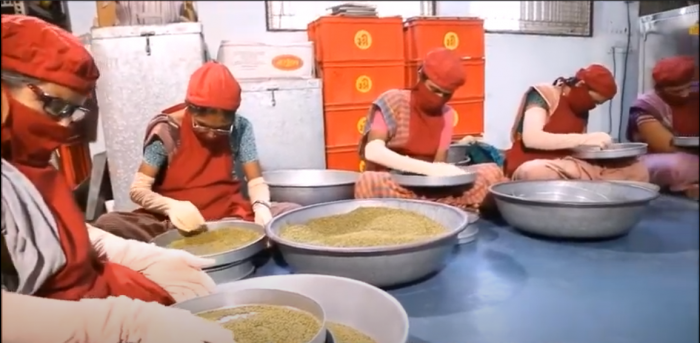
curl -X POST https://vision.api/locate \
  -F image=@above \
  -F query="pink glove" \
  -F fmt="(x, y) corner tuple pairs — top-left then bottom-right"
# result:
(88, 225), (217, 302)
(2, 291), (235, 343)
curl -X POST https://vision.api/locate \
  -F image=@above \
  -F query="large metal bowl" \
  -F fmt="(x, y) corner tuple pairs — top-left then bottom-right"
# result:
(263, 169), (359, 206)
(218, 274), (410, 343)
(447, 143), (470, 163)
(151, 219), (266, 266)
(489, 180), (659, 238)
(174, 288), (327, 343)
(265, 199), (469, 287)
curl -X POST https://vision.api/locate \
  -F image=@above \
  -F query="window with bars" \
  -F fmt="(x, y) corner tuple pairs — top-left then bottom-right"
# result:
(467, 1), (593, 36)
(265, 1), (435, 31)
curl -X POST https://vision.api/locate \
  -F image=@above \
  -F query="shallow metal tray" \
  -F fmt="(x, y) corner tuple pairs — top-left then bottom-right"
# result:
(572, 143), (647, 160)
(173, 288), (327, 343)
(151, 219), (266, 266)
(457, 212), (480, 244)
(673, 136), (699, 147)
(391, 170), (477, 188)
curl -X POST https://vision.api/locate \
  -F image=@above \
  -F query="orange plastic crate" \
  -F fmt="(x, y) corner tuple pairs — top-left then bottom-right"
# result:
(323, 104), (370, 147)
(308, 16), (404, 63)
(404, 17), (485, 60)
(405, 59), (485, 100)
(449, 99), (485, 136)
(319, 61), (405, 107)
(326, 145), (364, 172)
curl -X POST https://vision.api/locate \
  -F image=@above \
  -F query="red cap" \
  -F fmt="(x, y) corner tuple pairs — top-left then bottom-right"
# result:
(575, 64), (617, 99)
(1, 15), (99, 94)
(422, 48), (466, 92)
(186, 61), (241, 111)
(652, 56), (696, 88)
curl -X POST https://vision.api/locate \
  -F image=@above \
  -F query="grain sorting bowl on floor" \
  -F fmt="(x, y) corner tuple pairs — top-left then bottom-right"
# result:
(572, 142), (647, 159)
(446, 142), (469, 163)
(609, 180), (661, 193)
(263, 169), (359, 206)
(218, 274), (409, 343)
(458, 211), (480, 244)
(151, 219), (265, 266)
(489, 180), (659, 238)
(174, 288), (327, 343)
(266, 199), (469, 287)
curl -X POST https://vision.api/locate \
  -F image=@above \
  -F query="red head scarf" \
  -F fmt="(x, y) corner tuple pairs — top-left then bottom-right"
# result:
(422, 48), (466, 92)
(574, 64), (617, 99)
(652, 56), (696, 88)
(1, 15), (99, 94)
(186, 61), (242, 111)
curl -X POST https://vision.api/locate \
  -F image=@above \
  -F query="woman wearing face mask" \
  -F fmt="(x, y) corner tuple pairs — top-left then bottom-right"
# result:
(354, 48), (506, 212)
(93, 61), (300, 241)
(1, 15), (234, 343)
(628, 56), (699, 198)
(504, 64), (649, 182)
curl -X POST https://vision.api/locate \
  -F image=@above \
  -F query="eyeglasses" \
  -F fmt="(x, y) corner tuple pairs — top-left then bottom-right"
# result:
(418, 70), (453, 98)
(191, 116), (233, 135)
(27, 84), (90, 122)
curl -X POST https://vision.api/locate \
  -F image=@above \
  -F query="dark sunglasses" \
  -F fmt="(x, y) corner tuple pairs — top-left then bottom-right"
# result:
(27, 84), (90, 121)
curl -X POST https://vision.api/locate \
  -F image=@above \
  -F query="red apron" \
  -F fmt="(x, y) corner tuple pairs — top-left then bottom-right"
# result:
(366, 101), (446, 172)
(670, 90), (699, 137)
(2, 89), (174, 304)
(504, 95), (586, 176)
(153, 110), (254, 221)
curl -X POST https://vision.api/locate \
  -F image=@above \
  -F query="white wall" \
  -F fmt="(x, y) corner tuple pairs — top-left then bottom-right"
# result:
(66, 1), (640, 151)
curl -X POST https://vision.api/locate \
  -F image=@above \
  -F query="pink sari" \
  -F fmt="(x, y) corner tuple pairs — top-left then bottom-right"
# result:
(628, 88), (698, 194)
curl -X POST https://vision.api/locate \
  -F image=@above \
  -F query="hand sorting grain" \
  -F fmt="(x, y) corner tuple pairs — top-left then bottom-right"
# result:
(327, 322), (378, 343)
(197, 305), (321, 343)
(166, 226), (262, 255)
(279, 207), (448, 247)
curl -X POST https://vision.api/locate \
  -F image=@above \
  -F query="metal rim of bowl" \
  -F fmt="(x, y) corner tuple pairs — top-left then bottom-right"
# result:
(151, 220), (266, 259)
(263, 169), (360, 188)
(488, 180), (660, 208)
(216, 274), (410, 342)
(265, 199), (469, 254)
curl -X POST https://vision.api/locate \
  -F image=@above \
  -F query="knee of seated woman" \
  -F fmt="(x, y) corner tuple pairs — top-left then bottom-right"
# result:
(512, 160), (562, 181)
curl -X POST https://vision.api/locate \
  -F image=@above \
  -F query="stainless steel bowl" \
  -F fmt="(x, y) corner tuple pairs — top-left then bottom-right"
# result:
(447, 143), (469, 163)
(572, 142), (647, 159)
(489, 180), (659, 238)
(263, 169), (359, 206)
(609, 180), (661, 193)
(218, 274), (410, 343)
(151, 220), (266, 266)
(265, 199), (469, 287)
(174, 288), (327, 343)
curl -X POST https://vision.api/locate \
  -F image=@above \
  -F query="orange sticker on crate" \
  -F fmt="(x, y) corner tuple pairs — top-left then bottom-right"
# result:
(449, 99), (484, 136)
(309, 16), (404, 63)
(324, 105), (369, 147)
(320, 62), (405, 107)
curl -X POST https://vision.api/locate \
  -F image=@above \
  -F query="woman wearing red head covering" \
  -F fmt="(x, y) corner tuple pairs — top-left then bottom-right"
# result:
(355, 48), (506, 211)
(504, 64), (649, 182)
(93, 61), (300, 241)
(628, 56), (698, 198)
(1, 15), (234, 343)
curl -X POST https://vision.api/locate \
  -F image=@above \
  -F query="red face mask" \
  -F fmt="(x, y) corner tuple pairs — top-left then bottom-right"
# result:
(2, 93), (75, 166)
(412, 82), (450, 114)
(565, 86), (598, 113)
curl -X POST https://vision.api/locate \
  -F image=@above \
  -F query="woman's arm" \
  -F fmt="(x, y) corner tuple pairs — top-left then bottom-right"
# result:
(636, 113), (677, 153)
(363, 109), (437, 174)
(128, 140), (172, 214)
(521, 90), (587, 150)
(237, 118), (270, 208)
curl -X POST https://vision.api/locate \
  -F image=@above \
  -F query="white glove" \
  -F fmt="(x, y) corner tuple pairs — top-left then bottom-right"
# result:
(426, 163), (467, 177)
(166, 200), (206, 232)
(2, 292), (236, 343)
(253, 204), (273, 226)
(580, 132), (613, 149)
